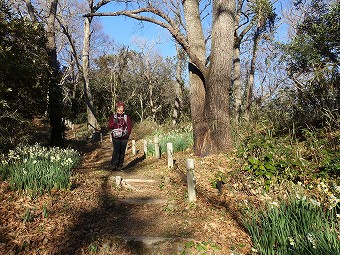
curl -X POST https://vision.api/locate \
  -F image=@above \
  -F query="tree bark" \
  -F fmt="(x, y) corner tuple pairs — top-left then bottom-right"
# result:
(232, 0), (254, 122)
(46, 0), (64, 147)
(172, 44), (185, 125)
(82, 16), (99, 133)
(244, 27), (261, 121)
(202, 0), (235, 155)
(24, 0), (64, 146)
(182, 0), (209, 155)
(233, 38), (242, 122)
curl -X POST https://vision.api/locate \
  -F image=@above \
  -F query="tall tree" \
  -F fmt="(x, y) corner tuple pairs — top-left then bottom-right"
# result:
(172, 43), (186, 125)
(82, 0), (112, 133)
(281, 0), (339, 127)
(0, 2), (49, 152)
(232, 0), (276, 122)
(23, 0), (64, 146)
(243, 0), (276, 121)
(86, 0), (236, 156)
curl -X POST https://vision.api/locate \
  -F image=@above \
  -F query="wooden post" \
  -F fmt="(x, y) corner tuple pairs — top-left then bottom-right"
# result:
(167, 143), (173, 168)
(143, 139), (148, 157)
(132, 140), (136, 155)
(115, 176), (122, 187)
(154, 136), (160, 159)
(100, 133), (103, 144)
(186, 158), (197, 203)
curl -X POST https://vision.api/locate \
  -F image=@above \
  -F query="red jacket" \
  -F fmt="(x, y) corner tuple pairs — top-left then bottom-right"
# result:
(108, 113), (132, 139)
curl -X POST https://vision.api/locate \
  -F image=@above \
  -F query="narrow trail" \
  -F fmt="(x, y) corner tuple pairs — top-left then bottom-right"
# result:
(54, 132), (203, 254)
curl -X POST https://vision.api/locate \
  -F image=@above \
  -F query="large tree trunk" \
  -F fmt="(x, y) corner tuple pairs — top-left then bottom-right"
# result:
(183, 0), (208, 155)
(183, 0), (235, 156)
(24, 0), (63, 146)
(203, 0), (235, 155)
(82, 16), (99, 133)
(46, 0), (64, 147)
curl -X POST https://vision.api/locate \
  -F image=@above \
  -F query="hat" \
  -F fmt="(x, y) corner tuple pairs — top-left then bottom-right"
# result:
(116, 101), (125, 107)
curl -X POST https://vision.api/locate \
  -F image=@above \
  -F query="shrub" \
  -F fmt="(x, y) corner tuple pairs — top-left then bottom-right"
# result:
(130, 120), (159, 140)
(237, 126), (340, 190)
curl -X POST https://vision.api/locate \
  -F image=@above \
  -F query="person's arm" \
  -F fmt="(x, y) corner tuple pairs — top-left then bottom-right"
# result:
(108, 114), (118, 129)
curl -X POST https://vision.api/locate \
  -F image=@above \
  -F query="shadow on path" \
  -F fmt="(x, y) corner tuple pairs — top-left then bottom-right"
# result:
(54, 172), (153, 255)
(123, 154), (146, 172)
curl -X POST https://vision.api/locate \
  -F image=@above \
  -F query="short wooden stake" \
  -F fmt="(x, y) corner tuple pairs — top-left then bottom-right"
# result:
(154, 136), (160, 159)
(132, 140), (136, 155)
(115, 176), (122, 187)
(186, 158), (197, 203)
(167, 143), (173, 168)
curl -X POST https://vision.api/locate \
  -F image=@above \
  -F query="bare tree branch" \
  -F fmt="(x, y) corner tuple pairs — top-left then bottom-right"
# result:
(84, 7), (208, 78)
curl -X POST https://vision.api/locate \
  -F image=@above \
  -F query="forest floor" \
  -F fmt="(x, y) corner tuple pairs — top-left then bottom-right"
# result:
(0, 127), (255, 255)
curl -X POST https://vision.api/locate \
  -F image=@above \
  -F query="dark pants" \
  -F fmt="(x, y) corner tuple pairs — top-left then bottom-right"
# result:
(111, 138), (128, 167)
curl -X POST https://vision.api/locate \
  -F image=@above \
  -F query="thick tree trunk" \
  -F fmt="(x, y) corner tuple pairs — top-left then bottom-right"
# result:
(82, 16), (99, 133)
(46, 0), (64, 147)
(183, 0), (236, 156)
(183, 0), (208, 155)
(203, 0), (235, 155)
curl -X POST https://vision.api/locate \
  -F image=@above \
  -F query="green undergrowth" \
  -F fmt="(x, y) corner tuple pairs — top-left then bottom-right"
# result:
(0, 143), (80, 197)
(243, 197), (340, 255)
(236, 125), (339, 191)
(144, 123), (193, 156)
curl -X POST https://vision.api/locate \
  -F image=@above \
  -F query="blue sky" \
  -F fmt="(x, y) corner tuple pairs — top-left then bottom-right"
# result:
(97, 0), (291, 58)
(98, 12), (177, 58)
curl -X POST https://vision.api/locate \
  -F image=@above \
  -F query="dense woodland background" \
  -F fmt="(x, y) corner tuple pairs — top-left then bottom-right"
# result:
(0, 0), (339, 156)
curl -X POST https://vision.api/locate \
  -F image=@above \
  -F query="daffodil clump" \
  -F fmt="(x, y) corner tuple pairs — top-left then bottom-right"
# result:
(244, 195), (340, 255)
(316, 181), (340, 210)
(0, 143), (80, 196)
(146, 124), (193, 156)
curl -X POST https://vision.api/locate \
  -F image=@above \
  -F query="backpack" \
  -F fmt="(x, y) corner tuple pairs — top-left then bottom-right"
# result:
(111, 114), (128, 138)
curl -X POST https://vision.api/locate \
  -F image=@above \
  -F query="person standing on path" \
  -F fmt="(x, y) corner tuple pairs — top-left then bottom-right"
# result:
(108, 101), (132, 170)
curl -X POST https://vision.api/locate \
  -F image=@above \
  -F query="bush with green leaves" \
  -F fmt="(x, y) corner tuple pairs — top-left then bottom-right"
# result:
(243, 197), (340, 255)
(237, 126), (339, 190)
(0, 143), (80, 196)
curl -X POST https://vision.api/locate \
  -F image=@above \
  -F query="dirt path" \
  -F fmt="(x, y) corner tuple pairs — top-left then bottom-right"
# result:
(0, 132), (252, 255)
